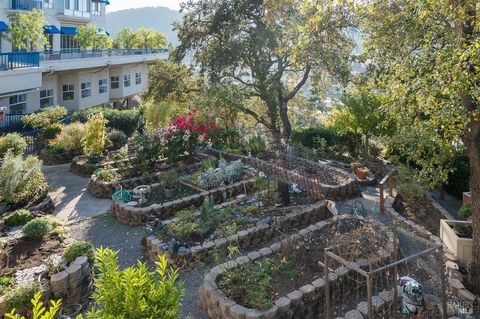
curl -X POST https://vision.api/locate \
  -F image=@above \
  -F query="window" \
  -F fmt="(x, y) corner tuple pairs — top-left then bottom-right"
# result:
(44, 0), (53, 8)
(65, 0), (70, 9)
(63, 84), (75, 101)
(110, 76), (119, 89)
(9, 94), (26, 114)
(74, 0), (79, 10)
(124, 74), (131, 87)
(135, 72), (142, 85)
(99, 79), (107, 94)
(92, 1), (101, 15)
(61, 35), (79, 51)
(81, 82), (91, 98)
(40, 89), (54, 108)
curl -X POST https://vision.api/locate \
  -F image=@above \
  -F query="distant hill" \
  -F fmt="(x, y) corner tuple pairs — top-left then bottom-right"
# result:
(106, 6), (182, 46)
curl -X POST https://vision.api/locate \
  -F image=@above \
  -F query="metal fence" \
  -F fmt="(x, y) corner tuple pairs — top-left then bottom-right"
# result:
(0, 52), (40, 70)
(40, 48), (168, 62)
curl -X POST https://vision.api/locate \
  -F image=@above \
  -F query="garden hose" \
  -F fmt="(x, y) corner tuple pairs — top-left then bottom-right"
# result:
(112, 188), (132, 203)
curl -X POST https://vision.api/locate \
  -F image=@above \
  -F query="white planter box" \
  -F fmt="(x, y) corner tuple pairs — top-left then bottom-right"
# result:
(440, 219), (473, 265)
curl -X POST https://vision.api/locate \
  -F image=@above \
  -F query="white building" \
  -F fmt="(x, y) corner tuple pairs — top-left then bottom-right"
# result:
(0, 0), (167, 116)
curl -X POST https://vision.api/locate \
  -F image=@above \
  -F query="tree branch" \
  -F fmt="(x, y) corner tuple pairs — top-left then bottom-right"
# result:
(284, 65), (311, 101)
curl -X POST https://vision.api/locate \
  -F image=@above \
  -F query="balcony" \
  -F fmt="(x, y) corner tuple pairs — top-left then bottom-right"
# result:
(8, 0), (43, 11)
(0, 52), (40, 70)
(40, 48), (169, 61)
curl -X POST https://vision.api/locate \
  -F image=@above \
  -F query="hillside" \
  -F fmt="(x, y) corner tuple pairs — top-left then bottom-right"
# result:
(106, 6), (182, 46)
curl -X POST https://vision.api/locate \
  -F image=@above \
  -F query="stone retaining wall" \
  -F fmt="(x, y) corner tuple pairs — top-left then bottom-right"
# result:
(28, 195), (55, 215)
(198, 215), (396, 319)
(0, 256), (91, 316)
(111, 179), (255, 226)
(384, 196), (480, 306)
(38, 149), (74, 166)
(87, 163), (202, 199)
(70, 155), (130, 177)
(206, 148), (359, 200)
(145, 202), (333, 266)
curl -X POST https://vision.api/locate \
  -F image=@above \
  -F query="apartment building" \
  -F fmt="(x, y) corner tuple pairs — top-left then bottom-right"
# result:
(0, 0), (167, 116)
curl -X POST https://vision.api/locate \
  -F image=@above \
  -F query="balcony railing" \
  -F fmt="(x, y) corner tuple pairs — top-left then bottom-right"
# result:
(9, 0), (43, 11)
(0, 52), (40, 70)
(40, 48), (169, 61)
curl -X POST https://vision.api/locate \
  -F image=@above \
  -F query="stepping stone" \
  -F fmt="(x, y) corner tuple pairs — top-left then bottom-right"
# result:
(345, 309), (364, 319)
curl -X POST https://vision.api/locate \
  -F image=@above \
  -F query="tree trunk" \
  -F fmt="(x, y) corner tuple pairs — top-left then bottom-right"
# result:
(279, 99), (291, 148)
(363, 134), (370, 159)
(465, 120), (480, 293)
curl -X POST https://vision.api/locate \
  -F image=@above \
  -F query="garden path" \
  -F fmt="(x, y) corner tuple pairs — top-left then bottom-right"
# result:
(429, 189), (462, 220)
(42, 163), (111, 223)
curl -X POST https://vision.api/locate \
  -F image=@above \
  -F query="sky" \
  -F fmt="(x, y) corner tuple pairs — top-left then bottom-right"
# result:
(106, 0), (184, 13)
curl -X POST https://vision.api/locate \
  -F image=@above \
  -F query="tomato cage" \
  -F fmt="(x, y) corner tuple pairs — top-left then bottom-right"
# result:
(323, 222), (447, 319)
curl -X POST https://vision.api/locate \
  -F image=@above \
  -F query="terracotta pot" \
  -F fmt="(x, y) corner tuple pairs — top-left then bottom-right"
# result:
(351, 162), (362, 173)
(356, 168), (369, 180)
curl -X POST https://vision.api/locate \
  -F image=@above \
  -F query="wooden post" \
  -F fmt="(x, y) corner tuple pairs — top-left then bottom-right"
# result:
(324, 253), (331, 319)
(388, 176), (393, 197)
(380, 183), (385, 214)
(367, 275), (373, 319)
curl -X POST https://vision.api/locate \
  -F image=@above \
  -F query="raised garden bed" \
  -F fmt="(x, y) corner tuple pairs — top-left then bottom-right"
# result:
(198, 215), (395, 319)
(38, 148), (75, 166)
(111, 179), (255, 226)
(145, 200), (333, 266)
(393, 194), (445, 236)
(440, 219), (473, 266)
(206, 148), (359, 200)
(87, 162), (203, 199)
(70, 155), (130, 177)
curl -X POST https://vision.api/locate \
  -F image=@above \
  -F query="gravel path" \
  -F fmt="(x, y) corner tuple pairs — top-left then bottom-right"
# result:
(429, 189), (462, 219)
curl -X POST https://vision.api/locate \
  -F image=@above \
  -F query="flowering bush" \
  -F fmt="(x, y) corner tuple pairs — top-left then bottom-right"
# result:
(157, 110), (218, 163)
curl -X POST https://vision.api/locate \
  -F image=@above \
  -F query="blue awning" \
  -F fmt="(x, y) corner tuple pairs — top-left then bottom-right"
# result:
(60, 26), (77, 35)
(0, 21), (8, 32)
(44, 25), (60, 34)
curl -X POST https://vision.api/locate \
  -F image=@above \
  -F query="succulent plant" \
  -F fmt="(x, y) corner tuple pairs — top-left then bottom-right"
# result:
(197, 159), (245, 189)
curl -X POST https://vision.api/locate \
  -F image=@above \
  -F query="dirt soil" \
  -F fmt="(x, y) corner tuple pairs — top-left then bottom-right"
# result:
(0, 233), (65, 274)
(393, 195), (444, 236)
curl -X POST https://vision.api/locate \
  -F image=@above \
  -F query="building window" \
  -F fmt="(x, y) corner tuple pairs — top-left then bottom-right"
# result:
(44, 0), (54, 8)
(61, 35), (79, 51)
(81, 82), (91, 98)
(124, 74), (131, 87)
(40, 89), (54, 108)
(99, 79), (107, 94)
(65, 0), (70, 9)
(74, 0), (79, 10)
(135, 72), (142, 85)
(63, 84), (75, 101)
(92, 1), (101, 15)
(9, 94), (26, 114)
(110, 76), (119, 89)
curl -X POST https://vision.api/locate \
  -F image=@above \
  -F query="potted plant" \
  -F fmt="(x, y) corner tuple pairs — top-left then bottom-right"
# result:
(161, 172), (177, 199)
(440, 219), (473, 265)
(83, 113), (106, 164)
(356, 167), (369, 180)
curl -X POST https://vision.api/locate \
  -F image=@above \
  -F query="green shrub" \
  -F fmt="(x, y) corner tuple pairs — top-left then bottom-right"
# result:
(22, 217), (54, 239)
(290, 126), (361, 157)
(21, 106), (68, 129)
(41, 123), (63, 140)
(51, 122), (85, 154)
(0, 276), (13, 295)
(72, 107), (140, 136)
(4, 283), (39, 310)
(211, 128), (241, 150)
(246, 135), (266, 155)
(4, 209), (34, 227)
(396, 166), (427, 200)
(94, 167), (119, 182)
(0, 151), (48, 205)
(0, 133), (27, 156)
(5, 292), (65, 319)
(83, 113), (106, 157)
(458, 203), (471, 220)
(45, 144), (64, 154)
(63, 241), (95, 265)
(86, 247), (183, 319)
(107, 129), (128, 150)
(129, 132), (161, 175)
(445, 155), (470, 198)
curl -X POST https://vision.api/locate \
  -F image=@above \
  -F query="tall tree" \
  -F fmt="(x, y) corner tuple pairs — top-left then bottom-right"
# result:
(75, 25), (111, 50)
(113, 27), (136, 49)
(7, 9), (48, 51)
(174, 0), (355, 146)
(361, 0), (480, 290)
(134, 27), (167, 49)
